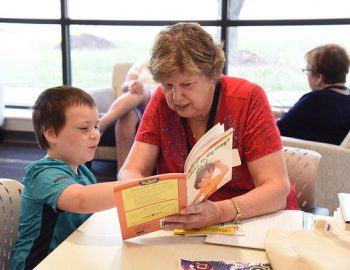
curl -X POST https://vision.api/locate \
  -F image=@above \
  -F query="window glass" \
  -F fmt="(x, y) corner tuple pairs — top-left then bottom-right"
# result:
(233, 0), (350, 20)
(68, 0), (221, 20)
(70, 25), (219, 88)
(227, 25), (350, 107)
(0, 24), (62, 106)
(0, 0), (60, 19)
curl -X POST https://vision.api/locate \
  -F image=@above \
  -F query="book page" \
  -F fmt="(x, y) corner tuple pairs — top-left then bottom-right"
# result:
(205, 210), (305, 249)
(185, 128), (234, 206)
(184, 123), (224, 171)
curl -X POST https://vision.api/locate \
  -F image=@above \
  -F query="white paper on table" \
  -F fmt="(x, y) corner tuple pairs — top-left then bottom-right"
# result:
(205, 210), (306, 250)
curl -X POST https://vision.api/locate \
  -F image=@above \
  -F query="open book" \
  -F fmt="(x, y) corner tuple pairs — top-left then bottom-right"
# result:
(113, 123), (241, 240)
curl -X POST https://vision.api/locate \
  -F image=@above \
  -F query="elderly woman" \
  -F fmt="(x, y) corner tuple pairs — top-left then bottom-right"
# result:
(118, 22), (298, 230)
(277, 44), (350, 145)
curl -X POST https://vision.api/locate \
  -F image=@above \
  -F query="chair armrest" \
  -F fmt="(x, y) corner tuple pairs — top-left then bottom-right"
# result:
(340, 130), (350, 148)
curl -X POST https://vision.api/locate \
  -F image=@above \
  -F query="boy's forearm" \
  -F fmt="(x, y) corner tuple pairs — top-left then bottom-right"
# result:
(58, 182), (121, 213)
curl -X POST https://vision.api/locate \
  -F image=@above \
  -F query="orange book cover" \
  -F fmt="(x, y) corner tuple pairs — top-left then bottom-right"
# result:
(113, 173), (188, 240)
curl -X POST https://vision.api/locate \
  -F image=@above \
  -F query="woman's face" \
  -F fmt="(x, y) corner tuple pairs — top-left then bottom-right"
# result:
(305, 64), (323, 91)
(161, 72), (216, 120)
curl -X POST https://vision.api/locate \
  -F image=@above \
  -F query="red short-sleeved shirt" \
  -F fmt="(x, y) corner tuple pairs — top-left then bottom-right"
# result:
(136, 75), (299, 210)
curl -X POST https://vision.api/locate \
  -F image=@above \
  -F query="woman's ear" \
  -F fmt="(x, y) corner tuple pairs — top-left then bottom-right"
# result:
(316, 73), (325, 86)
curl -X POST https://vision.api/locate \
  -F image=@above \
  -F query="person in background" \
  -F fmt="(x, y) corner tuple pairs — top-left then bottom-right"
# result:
(98, 60), (158, 170)
(277, 44), (350, 145)
(10, 86), (122, 270)
(118, 22), (299, 230)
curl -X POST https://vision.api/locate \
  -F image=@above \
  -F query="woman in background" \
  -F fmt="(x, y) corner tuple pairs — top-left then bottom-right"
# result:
(277, 44), (350, 145)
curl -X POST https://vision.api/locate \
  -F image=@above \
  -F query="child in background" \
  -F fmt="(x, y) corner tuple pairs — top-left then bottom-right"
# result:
(10, 86), (120, 270)
(98, 60), (158, 170)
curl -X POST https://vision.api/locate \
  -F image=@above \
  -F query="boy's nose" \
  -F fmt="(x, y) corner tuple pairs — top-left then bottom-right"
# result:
(90, 128), (100, 140)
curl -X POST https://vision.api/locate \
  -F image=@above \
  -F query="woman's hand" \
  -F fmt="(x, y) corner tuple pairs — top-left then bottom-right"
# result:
(129, 80), (144, 95)
(163, 200), (222, 230)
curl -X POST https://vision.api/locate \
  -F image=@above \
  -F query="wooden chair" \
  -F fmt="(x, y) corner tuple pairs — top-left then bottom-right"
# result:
(282, 146), (329, 215)
(0, 178), (23, 270)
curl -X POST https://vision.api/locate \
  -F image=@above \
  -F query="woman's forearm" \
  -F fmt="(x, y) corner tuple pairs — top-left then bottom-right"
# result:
(217, 180), (289, 223)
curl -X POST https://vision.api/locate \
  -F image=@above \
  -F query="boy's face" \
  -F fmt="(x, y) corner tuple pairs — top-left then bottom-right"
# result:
(47, 104), (100, 171)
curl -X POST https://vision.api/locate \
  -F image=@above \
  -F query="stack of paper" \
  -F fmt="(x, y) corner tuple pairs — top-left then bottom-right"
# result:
(205, 210), (310, 250)
(337, 193), (350, 231)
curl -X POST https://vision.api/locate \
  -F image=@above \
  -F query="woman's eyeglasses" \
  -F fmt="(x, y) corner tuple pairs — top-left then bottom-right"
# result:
(301, 68), (313, 75)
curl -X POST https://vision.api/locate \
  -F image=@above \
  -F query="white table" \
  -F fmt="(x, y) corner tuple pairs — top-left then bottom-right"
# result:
(35, 208), (268, 270)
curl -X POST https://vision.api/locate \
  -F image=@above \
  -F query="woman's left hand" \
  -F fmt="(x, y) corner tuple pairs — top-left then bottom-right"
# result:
(163, 200), (221, 230)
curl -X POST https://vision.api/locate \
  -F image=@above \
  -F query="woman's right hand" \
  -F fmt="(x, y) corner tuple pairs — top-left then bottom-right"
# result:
(129, 80), (144, 95)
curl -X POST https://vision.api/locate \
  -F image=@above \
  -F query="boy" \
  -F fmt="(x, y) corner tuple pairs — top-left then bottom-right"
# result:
(10, 86), (119, 270)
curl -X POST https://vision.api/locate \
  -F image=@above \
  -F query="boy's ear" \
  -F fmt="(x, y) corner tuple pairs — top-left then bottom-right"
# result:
(43, 126), (57, 144)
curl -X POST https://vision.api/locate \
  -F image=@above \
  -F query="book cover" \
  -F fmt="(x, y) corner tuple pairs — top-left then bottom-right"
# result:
(113, 123), (241, 240)
(179, 259), (271, 270)
(174, 222), (244, 237)
(113, 173), (187, 240)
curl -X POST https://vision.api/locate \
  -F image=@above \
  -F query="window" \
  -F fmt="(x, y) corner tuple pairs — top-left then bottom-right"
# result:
(68, 0), (220, 20)
(227, 25), (350, 107)
(70, 25), (218, 88)
(1, 0), (350, 108)
(0, 24), (62, 107)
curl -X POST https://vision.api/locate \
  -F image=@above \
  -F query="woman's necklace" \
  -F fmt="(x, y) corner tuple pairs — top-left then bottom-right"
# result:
(181, 81), (221, 153)
(324, 84), (349, 95)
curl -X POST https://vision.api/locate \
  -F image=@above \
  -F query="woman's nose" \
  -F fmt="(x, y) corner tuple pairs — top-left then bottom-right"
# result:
(172, 87), (184, 102)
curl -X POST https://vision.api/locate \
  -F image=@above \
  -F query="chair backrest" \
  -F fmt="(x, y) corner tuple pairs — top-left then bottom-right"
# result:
(112, 62), (133, 98)
(282, 146), (321, 212)
(282, 136), (350, 214)
(0, 178), (23, 270)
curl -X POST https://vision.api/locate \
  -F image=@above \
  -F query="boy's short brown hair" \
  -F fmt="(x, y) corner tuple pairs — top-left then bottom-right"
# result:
(32, 86), (96, 149)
